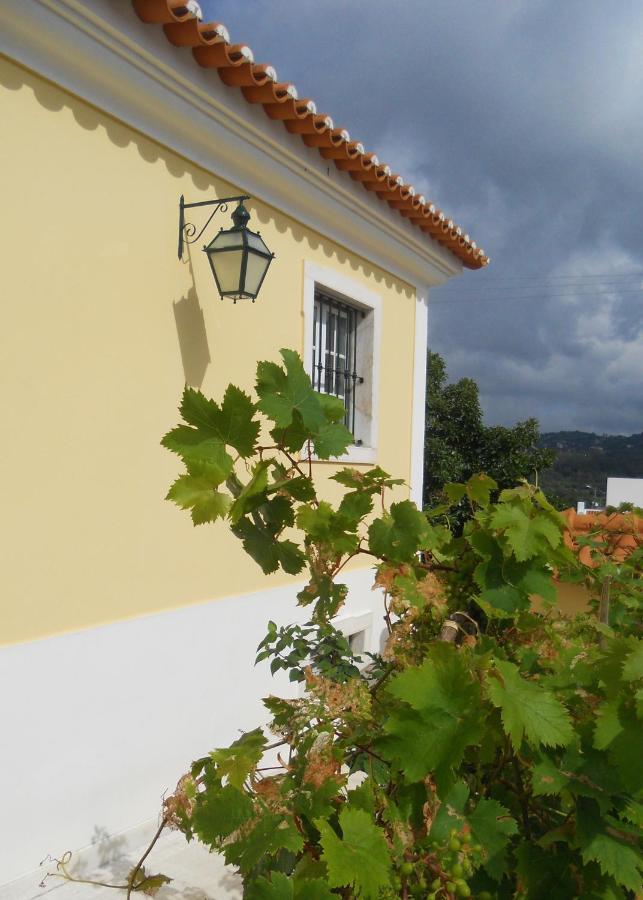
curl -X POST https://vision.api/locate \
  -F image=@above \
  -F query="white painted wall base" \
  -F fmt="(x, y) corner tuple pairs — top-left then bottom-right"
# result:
(0, 568), (385, 888)
(2, 824), (241, 900)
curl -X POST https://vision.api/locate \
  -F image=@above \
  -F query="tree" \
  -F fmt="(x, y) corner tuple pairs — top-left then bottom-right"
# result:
(424, 351), (555, 508)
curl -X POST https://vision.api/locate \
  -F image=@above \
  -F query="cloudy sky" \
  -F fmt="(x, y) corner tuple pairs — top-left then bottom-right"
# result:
(205, 0), (643, 434)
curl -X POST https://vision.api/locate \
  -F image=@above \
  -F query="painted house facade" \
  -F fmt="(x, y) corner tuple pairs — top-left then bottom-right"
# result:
(0, 0), (486, 889)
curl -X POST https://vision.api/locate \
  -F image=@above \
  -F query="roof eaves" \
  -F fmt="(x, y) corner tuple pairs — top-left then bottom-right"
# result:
(131, 0), (489, 270)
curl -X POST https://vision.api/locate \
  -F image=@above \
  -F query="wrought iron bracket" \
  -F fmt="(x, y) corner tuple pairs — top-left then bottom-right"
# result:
(178, 194), (250, 260)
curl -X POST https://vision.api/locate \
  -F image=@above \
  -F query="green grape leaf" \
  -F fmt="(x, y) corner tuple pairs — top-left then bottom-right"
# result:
(246, 872), (293, 900)
(192, 783), (254, 844)
(293, 775), (343, 822)
(128, 867), (172, 896)
(368, 500), (428, 563)
(487, 660), (573, 750)
(216, 384), (260, 456)
(261, 495), (295, 535)
(294, 880), (335, 900)
(211, 727), (266, 788)
(256, 349), (325, 431)
(468, 797), (517, 880)
(232, 519), (304, 575)
(429, 781), (469, 842)
(225, 814), (304, 873)
(515, 566), (558, 604)
(166, 475), (231, 525)
(297, 575), (347, 617)
(337, 490), (373, 525)
(292, 857), (336, 900)
(232, 519), (279, 573)
(312, 420), (353, 459)
(316, 807), (392, 899)
(276, 540), (307, 575)
(268, 470), (316, 502)
(297, 502), (359, 555)
(622, 640), (643, 681)
(466, 473), (497, 507)
(444, 482), (467, 503)
(622, 799), (643, 828)
(162, 424), (234, 481)
(608, 712), (643, 793)
(490, 504), (561, 561)
(316, 391), (347, 423)
(580, 831), (642, 892)
(478, 585), (528, 617)
(331, 466), (403, 491)
(229, 461), (270, 524)
(379, 643), (483, 784)
(345, 777), (376, 815)
(514, 843), (577, 900)
(636, 686), (643, 718)
(270, 412), (310, 454)
(246, 873), (334, 900)
(137, 874), (172, 896)
(167, 383), (259, 462)
(593, 700), (624, 750)
(531, 756), (569, 796)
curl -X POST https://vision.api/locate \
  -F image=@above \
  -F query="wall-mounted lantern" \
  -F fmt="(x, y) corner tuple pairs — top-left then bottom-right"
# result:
(178, 195), (274, 303)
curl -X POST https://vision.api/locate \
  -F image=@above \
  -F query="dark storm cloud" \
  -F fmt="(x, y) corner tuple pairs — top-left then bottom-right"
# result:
(203, 0), (643, 434)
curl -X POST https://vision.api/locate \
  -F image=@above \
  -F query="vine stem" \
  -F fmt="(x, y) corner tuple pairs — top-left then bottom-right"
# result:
(41, 817), (168, 897)
(351, 744), (389, 766)
(258, 441), (320, 507)
(511, 755), (532, 840)
(332, 550), (359, 578)
(383, 592), (393, 635)
(126, 817), (168, 899)
(265, 738), (288, 751)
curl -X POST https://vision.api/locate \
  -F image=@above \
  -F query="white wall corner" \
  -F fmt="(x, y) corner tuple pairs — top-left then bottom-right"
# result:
(410, 287), (429, 507)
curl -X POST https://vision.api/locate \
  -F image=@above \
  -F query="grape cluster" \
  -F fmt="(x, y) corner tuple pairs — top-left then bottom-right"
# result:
(395, 827), (492, 899)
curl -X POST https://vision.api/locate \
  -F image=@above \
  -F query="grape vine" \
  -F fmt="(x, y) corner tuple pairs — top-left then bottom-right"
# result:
(46, 350), (642, 898)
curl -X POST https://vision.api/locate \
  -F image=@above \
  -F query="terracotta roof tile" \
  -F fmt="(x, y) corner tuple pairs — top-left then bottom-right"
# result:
(561, 508), (643, 567)
(130, 0), (488, 269)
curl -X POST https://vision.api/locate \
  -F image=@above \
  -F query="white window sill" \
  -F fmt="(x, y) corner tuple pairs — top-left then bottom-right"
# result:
(306, 444), (377, 466)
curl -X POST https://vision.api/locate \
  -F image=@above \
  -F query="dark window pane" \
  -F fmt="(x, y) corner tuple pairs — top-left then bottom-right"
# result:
(312, 290), (362, 436)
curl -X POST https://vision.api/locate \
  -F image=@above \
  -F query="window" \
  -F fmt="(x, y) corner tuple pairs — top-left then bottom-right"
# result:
(303, 262), (381, 464)
(312, 290), (364, 440)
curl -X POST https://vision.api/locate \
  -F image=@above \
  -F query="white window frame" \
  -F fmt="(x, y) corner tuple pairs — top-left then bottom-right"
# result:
(303, 261), (381, 465)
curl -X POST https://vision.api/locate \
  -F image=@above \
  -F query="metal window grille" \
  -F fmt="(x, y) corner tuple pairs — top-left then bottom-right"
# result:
(312, 290), (364, 439)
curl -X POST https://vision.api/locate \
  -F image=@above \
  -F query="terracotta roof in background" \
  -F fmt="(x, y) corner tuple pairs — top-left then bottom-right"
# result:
(562, 509), (643, 566)
(131, 0), (489, 270)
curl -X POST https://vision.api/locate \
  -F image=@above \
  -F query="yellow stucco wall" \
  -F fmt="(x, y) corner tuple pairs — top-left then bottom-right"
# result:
(1, 56), (418, 646)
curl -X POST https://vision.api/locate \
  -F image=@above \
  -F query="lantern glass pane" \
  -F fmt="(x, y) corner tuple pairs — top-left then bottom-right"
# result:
(211, 248), (244, 293)
(209, 229), (244, 251)
(244, 250), (271, 297)
(245, 231), (270, 254)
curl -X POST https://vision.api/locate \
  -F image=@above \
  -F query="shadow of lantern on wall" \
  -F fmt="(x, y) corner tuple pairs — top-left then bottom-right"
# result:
(178, 194), (275, 303)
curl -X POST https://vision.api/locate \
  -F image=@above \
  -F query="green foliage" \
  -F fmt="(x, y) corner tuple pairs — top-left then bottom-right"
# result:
(380, 643), (484, 786)
(486, 659), (573, 750)
(158, 351), (641, 899)
(317, 807), (392, 898)
(424, 350), (555, 518)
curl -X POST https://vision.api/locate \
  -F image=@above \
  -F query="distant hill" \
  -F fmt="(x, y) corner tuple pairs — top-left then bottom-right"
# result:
(538, 431), (643, 508)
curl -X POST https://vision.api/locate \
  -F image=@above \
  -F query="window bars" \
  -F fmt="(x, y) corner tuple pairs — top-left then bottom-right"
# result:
(312, 290), (364, 440)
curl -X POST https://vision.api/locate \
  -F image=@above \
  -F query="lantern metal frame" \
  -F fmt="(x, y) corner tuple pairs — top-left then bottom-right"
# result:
(178, 193), (249, 261)
(178, 194), (275, 302)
